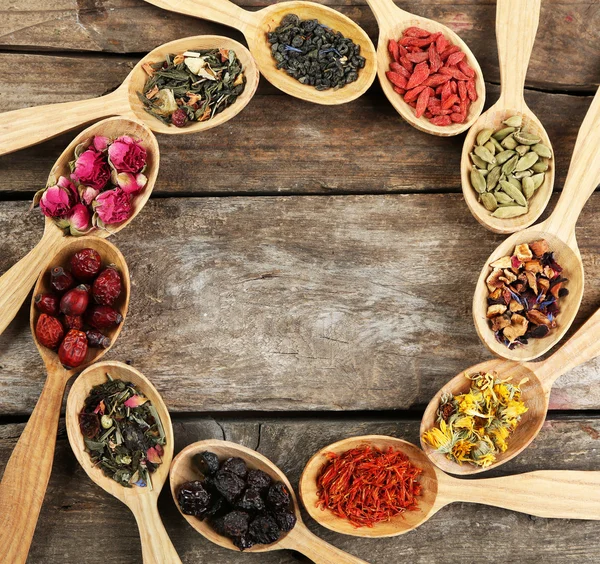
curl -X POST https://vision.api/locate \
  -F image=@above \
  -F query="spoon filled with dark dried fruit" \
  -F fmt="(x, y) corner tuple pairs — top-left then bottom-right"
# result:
(143, 0), (377, 105)
(66, 361), (180, 563)
(473, 86), (600, 362)
(171, 439), (368, 563)
(0, 238), (130, 564)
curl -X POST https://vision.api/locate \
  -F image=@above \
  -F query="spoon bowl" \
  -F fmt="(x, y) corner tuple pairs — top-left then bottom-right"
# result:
(66, 361), (180, 563)
(170, 439), (368, 563)
(365, 0), (485, 136)
(144, 0), (377, 106)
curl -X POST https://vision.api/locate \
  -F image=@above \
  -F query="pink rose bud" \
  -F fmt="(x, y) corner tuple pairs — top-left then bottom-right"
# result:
(73, 148), (111, 191)
(94, 188), (132, 225)
(39, 176), (78, 218)
(92, 135), (109, 152)
(116, 172), (147, 195)
(68, 203), (91, 235)
(108, 136), (147, 174)
(80, 186), (100, 206)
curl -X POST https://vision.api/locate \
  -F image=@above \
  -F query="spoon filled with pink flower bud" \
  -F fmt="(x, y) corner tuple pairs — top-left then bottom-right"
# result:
(0, 236), (130, 563)
(0, 36), (259, 156)
(0, 116), (158, 337)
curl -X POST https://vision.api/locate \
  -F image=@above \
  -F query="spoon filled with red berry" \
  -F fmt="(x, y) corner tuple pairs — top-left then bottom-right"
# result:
(0, 237), (130, 564)
(0, 116), (158, 337)
(171, 439), (368, 564)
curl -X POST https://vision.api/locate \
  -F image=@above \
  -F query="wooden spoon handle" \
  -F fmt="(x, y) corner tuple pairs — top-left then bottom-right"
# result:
(0, 92), (125, 157)
(0, 225), (65, 336)
(129, 495), (181, 564)
(281, 524), (370, 564)
(446, 470), (600, 520)
(496, 0), (541, 109)
(364, 0), (405, 30)
(0, 370), (68, 563)
(546, 86), (600, 239)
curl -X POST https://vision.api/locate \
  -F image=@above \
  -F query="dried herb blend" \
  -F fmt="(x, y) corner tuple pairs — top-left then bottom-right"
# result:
(386, 27), (477, 125)
(422, 371), (528, 468)
(485, 239), (568, 348)
(79, 374), (165, 488)
(177, 452), (296, 551)
(315, 445), (422, 527)
(469, 115), (552, 217)
(267, 14), (365, 90)
(139, 49), (246, 127)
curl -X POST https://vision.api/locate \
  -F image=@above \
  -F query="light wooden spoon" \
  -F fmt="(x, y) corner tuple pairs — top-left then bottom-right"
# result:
(365, 0), (485, 136)
(421, 307), (600, 475)
(66, 361), (180, 564)
(300, 435), (600, 538)
(0, 116), (158, 337)
(0, 35), (259, 156)
(461, 0), (554, 234)
(170, 439), (369, 564)
(473, 85), (600, 362)
(143, 0), (377, 105)
(0, 237), (130, 564)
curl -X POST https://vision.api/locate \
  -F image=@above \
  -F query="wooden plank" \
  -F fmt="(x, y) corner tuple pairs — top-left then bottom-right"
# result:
(0, 53), (593, 195)
(0, 0), (598, 91)
(1, 193), (600, 415)
(0, 416), (597, 563)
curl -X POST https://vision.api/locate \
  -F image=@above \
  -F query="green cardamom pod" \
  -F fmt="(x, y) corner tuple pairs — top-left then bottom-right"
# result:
(500, 180), (527, 206)
(503, 115), (523, 128)
(486, 166), (502, 190)
(470, 152), (489, 169)
(470, 168), (487, 194)
(513, 131), (541, 145)
(492, 127), (516, 141)
(480, 192), (498, 211)
(476, 128), (494, 146)
(515, 144), (530, 157)
(474, 145), (496, 165)
(507, 175), (522, 189)
(522, 176), (535, 199)
(501, 135), (518, 150)
(490, 137), (504, 153)
(478, 168), (489, 177)
(532, 143), (552, 158)
(531, 172), (545, 190)
(494, 190), (514, 204)
(484, 140), (496, 155)
(532, 158), (549, 173)
(492, 205), (528, 218)
(501, 154), (518, 175)
(495, 150), (517, 165)
(515, 152), (539, 171)
(513, 169), (533, 179)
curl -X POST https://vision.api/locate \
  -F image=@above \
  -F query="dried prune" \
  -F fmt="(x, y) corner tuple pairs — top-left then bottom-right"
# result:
(246, 469), (272, 492)
(233, 534), (255, 551)
(194, 451), (220, 476)
(213, 470), (245, 504)
(221, 457), (248, 478)
(236, 488), (265, 512)
(248, 515), (280, 545)
(266, 482), (291, 509)
(273, 510), (297, 532)
(216, 510), (250, 538)
(178, 481), (212, 517)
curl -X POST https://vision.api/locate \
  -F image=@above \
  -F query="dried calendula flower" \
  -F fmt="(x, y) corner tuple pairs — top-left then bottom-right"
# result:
(422, 371), (528, 467)
(485, 239), (568, 349)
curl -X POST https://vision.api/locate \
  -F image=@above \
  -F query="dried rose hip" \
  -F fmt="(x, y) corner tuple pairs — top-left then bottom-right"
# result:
(171, 108), (188, 128)
(92, 266), (122, 306)
(34, 293), (59, 316)
(86, 330), (111, 349)
(50, 266), (75, 293)
(60, 284), (90, 316)
(86, 305), (123, 329)
(35, 314), (64, 349)
(70, 248), (102, 281)
(79, 412), (100, 439)
(63, 314), (84, 331)
(58, 329), (88, 368)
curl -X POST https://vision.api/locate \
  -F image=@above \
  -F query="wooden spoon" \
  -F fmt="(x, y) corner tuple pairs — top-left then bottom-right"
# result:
(461, 0), (554, 234)
(473, 85), (600, 362)
(0, 35), (259, 156)
(170, 439), (369, 564)
(365, 0), (485, 136)
(0, 116), (158, 336)
(0, 237), (130, 564)
(300, 435), (600, 538)
(65, 361), (180, 563)
(421, 307), (600, 475)
(143, 0), (377, 105)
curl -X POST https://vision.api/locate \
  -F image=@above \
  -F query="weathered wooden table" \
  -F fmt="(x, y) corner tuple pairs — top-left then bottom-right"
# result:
(1, 1), (599, 562)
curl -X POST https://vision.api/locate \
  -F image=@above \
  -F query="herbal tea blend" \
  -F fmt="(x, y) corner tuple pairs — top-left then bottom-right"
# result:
(79, 374), (165, 488)
(386, 27), (477, 125)
(485, 239), (568, 348)
(267, 14), (365, 90)
(177, 452), (296, 550)
(422, 371), (528, 468)
(315, 445), (422, 527)
(139, 49), (246, 127)
(469, 115), (552, 217)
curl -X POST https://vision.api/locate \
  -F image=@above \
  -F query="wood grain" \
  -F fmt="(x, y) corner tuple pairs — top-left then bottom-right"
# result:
(2, 194), (600, 415)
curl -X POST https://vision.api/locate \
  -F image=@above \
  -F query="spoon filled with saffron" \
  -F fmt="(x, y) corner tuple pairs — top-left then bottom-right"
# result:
(473, 85), (600, 362)
(66, 361), (180, 564)
(0, 35), (258, 156)
(364, 0), (485, 135)
(421, 306), (600, 475)
(300, 435), (600, 538)
(0, 117), (158, 337)
(461, 0), (554, 234)
(143, 0), (377, 105)
(0, 237), (130, 564)
(170, 439), (368, 564)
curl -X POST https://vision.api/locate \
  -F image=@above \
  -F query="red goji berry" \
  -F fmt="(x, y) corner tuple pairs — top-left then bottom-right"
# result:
(446, 51), (466, 66)
(441, 81), (452, 102)
(393, 86), (406, 95)
(428, 43), (443, 73)
(405, 61), (430, 90)
(435, 34), (449, 53)
(451, 112), (466, 123)
(404, 84), (428, 103)
(415, 87), (431, 118)
(467, 78), (478, 101)
(458, 80), (467, 101)
(430, 115), (452, 126)
(388, 39), (400, 62)
(442, 94), (460, 110)
(440, 45), (461, 60)
(423, 73), (448, 87)
(406, 51), (429, 63)
(386, 71), (408, 89)
(390, 62), (410, 78)
(399, 56), (414, 72)
(404, 26), (431, 38)
(458, 60), (475, 78)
